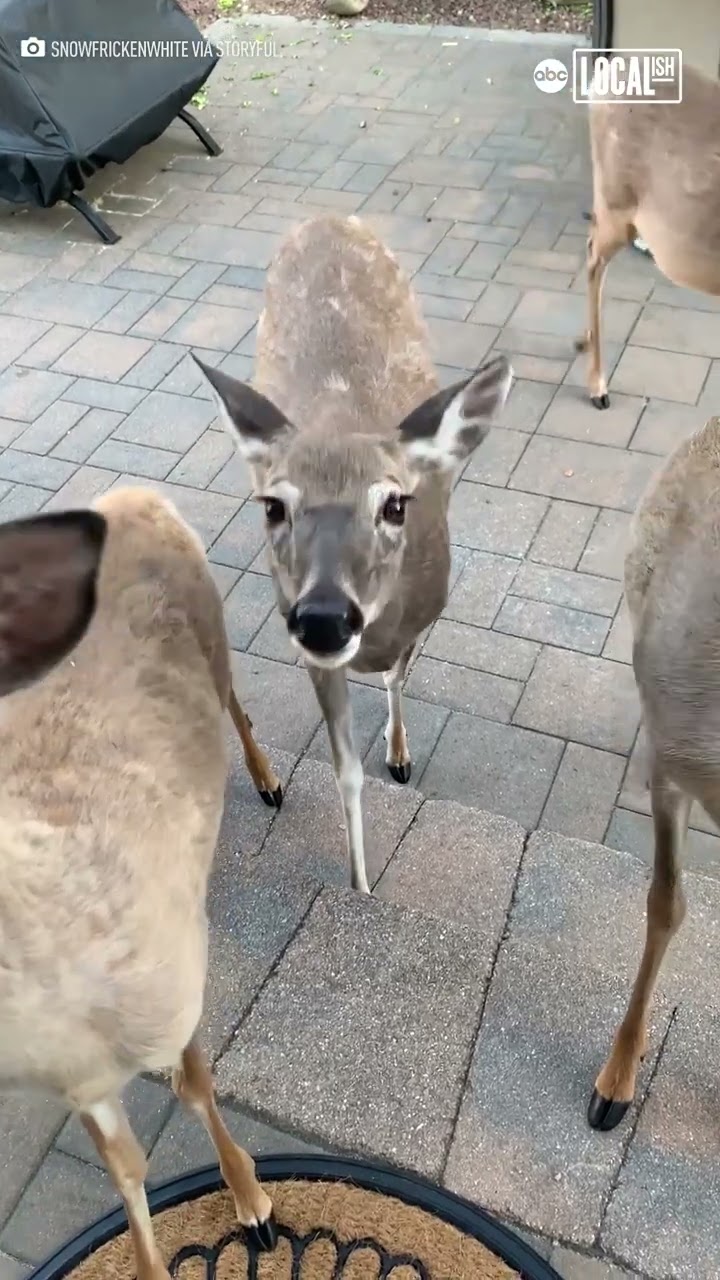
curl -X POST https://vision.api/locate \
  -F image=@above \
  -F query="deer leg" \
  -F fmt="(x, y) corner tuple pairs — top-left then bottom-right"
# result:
(228, 685), (283, 809)
(575, 214), (627, 410)
(172, 1037), (276, 1250)
(81, 1098), (170, 1280)
(588, 769), (688, 1131)
(308, 665), (369, 893)
(383, 644), (414, 784)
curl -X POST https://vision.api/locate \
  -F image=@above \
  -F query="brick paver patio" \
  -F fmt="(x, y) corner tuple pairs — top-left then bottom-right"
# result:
(1, 16), (719, 1280)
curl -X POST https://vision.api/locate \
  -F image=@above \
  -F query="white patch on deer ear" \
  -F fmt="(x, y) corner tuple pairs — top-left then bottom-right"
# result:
(204, 386), (280, 491)
(261, 479), (301, 510)
(403, 392), (467, 472)
(217, 431), (270, 492)
(191, 354), (292, 483)
(208, 390), (273, 466)
(401, 357), (514, 475)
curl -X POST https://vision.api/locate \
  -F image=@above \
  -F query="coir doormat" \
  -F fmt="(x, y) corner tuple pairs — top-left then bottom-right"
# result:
(28, 1155), (561, 1280)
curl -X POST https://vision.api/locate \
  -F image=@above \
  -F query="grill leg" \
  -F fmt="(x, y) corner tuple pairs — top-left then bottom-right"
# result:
(178, 107), (222, 157)
(66, 194), (121, 245)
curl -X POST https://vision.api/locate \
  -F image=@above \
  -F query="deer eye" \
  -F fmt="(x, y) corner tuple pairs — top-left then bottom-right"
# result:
(381, 493), (408, 527)
(263, 497), (287, 526)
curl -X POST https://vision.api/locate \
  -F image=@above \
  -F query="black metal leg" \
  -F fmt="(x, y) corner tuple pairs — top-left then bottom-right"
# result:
(66, 194), (121, 244)
(178, 107), (222, 157)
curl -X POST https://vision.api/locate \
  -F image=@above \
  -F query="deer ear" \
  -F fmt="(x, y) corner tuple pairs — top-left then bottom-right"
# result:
(0, 509), (106, 697)
(192, 355), (294, 485)
(398, 355), (513, 474)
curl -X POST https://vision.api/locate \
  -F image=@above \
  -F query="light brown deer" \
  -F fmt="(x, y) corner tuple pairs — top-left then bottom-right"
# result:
(0, 489), (281, 1279)
(589, 417), (720, 1131)
(194, 213), (513, 895)
(576, 62), (720, 409)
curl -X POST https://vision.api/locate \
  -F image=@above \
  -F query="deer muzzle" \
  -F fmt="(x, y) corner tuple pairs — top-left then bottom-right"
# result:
(287, 586), (363, 661)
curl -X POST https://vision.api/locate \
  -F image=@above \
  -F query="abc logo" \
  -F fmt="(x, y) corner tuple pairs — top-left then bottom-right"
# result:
(533, 58), (568, 93)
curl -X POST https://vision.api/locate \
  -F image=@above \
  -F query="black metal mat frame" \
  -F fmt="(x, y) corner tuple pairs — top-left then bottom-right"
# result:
(27, 1155), (562, 1280)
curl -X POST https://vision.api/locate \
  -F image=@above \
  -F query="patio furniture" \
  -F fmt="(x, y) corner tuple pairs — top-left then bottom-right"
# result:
(0, 0), (221, 244)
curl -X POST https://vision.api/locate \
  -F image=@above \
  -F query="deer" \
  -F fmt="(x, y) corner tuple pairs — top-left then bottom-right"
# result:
(194, 212), (513, 896)
(0, 489), (283, 1280)
(588, 416), (720, 1131)
(576, 62), (720, 410)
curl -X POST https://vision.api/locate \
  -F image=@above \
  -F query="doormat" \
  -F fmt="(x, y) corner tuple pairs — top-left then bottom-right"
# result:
(29, 1155), (561, 1280)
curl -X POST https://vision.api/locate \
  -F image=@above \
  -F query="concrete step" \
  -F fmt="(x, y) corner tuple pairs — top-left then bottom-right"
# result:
(202, 731), (720, 1280)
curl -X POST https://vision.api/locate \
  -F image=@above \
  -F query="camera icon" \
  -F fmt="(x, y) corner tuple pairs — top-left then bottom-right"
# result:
(20, 37), (46, 57)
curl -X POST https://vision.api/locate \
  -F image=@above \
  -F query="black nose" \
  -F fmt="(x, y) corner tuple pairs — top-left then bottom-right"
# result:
(287, 591), (363, 655)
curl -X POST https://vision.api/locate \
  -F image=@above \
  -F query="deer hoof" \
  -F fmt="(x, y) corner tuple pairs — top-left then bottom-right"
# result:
(259, 784), (283, 810)
(388, 761), (412, 784)
(591, 393), (610, 410)
(246, 1215), (278, 1252)
(587, 1088), (630, 1132)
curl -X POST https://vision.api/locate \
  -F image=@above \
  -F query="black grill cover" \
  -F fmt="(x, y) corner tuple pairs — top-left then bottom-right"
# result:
(0, 0), (218, 207)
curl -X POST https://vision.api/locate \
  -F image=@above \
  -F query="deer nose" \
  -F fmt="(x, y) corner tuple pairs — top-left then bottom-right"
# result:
(287, 591), (363, 655)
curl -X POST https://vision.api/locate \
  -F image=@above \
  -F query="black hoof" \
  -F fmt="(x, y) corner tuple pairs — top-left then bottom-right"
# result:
(388, 761), (411, 784)
(247, 1215), (278, 1252)
(587, 1088), (630, 1132)
(591, 393), (610, 410)
(259, 784), (283, 810)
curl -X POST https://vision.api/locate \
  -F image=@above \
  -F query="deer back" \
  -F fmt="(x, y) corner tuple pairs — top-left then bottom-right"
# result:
(0, 487), (230, 1089)
(590, 65), (720, 281)
(255, 214), (438, 437)
(627, 418), (720, 784)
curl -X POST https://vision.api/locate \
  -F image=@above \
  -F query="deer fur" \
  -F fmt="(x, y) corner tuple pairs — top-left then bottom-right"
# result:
(195, 214), (513, 894)
(577, 63), (720, 408)
(0, 488), (281, 1278)
(589, 417), (720, 1131)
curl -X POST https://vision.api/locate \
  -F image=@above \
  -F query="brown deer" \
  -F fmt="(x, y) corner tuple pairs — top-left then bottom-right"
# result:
(0, 489), (281, 1279)
(589, 417), (720, 1131)
(194, 213), (513, 895)
(576, 62), (720, 409)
